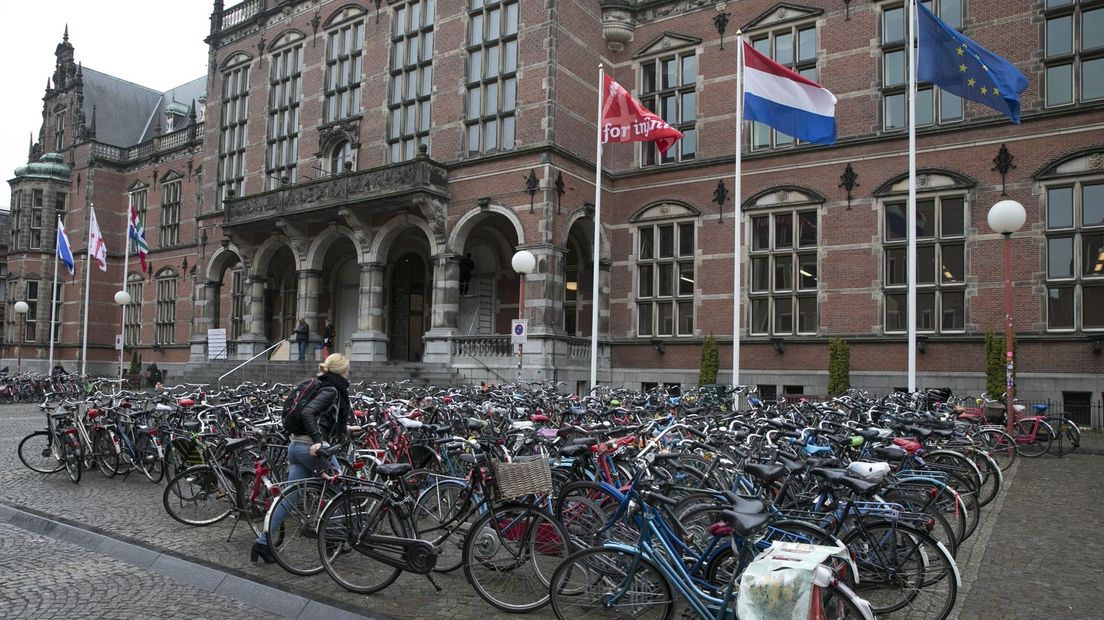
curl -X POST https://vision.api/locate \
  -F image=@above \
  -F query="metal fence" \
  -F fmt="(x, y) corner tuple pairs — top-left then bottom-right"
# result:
(1036, 400), (1103, 431)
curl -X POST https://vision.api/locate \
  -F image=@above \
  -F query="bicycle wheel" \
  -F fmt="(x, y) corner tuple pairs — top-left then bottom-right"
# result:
(1014, 419), (1052, 458)
(61, 430), (82, 484)
(463, 501), (570, 612)
(17, 431), (63, 474)
(843, 521), (957, 619)
(1045, 417), (1081, 456)
(134, 433), (165, 483)
(162, 465), (234, 526)
(411, 477), (476, 573)
(817, 579), (876, 620)
(548, 546), (674, 620)
(236, 470), (276, 538)
(554, 480), (636, 549)
(965, 448), (1002, 508)
(971, 428), (1017, 472)
(265, 479), (335, 576)
(881, 485), (961, 555)
(317, 488), (404, 593)
(91, 429), (119, 478)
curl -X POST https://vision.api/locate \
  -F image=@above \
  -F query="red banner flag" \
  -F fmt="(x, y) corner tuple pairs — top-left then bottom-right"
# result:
(601, 74), (683, 156)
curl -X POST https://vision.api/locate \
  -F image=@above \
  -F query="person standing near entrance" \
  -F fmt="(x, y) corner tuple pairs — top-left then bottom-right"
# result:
(459, 252), (475, 296)
(321, 319), (335, 358)
(293, 318), (310, 361)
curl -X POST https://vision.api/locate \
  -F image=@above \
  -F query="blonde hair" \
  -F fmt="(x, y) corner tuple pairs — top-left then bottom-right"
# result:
(319, 353), (350, 377)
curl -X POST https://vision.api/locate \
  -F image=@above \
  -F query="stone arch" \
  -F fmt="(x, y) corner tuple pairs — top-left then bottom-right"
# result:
(449, 203), (527, 254)
(1034, 146), (1104, 180)
(205, 246), (242, 283)
(219, 51), (253, 70)
(742, 185), (828, 210)
(872, 168), (976, 197)
(323, 3), (368, 28)
(561, 207), (611, 263)
(305, 225), (358, 270)
(370, 213), (441, 263)
(250, 236), (292, 278)
(267, 29), (306, 52)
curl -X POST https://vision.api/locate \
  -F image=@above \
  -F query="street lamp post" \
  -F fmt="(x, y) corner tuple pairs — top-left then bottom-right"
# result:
(114, 290), (132, 386)
(511, 250), (536, 379)
(13, 301), (28, 372)
(987, 199), (1026, 437)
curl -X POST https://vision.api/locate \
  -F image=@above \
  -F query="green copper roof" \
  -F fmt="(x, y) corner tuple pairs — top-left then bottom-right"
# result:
(13, 152), (71, 182)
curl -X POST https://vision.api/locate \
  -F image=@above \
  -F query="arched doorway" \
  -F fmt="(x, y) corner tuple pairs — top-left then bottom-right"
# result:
(389, 253), (427, 361)
(265, 247), (297, 342)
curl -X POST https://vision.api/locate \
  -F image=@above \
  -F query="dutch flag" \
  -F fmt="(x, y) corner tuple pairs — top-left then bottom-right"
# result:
(743, 42), (837, 146)
(57, 217), (75, 275)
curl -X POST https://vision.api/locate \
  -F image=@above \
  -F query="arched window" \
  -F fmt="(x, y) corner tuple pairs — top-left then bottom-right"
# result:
(329, 140), (352, 175)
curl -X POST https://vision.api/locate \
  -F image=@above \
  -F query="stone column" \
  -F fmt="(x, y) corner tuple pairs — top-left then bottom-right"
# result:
(422, 254), (458, 364)
(236, 275), (268, 358)
(189, 280), (220, 361)
(350, 262), (387, 360)
(295, 269), (322, 337)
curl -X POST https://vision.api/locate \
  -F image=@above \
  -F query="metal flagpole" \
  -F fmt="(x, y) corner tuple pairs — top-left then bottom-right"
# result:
(118, 207), (131, 384)
(733, 33), (744, 393)
(907, 0), (918, 392)
(80, 210), (93, 376)
(48, 217), (61, 373)
(589, 64), (605, 392)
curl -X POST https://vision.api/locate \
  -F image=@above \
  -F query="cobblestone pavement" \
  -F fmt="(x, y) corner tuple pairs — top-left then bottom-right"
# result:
(0, 520), (267, 619)
(4, 402), (1103, 619)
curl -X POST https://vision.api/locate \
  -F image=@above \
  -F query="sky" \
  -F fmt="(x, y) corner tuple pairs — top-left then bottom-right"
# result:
(1, 1), (212, 207)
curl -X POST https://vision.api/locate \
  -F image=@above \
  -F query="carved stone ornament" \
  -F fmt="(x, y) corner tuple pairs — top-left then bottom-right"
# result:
(776, 190), (789, 203)
(601, 8), (633, 52)
(318, 118), (360, 153)
(1088, 153), (1104, 170)
(918, 174), (930, 187)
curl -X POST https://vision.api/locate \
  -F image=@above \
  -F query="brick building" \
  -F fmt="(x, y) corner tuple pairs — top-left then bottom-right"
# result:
(5, 1), (1103, 408)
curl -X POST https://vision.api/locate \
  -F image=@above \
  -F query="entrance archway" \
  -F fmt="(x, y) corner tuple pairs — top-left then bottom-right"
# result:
(389, 253), (427, 361)
(333, 259), (359, 354)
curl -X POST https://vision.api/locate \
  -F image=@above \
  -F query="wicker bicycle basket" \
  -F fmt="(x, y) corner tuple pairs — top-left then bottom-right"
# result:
(490, 455), (553, 499)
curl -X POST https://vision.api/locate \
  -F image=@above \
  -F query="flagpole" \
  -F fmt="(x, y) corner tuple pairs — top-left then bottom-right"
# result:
(80, 208), (94, 376)
(732, 34), (744, 394)
(907, 0), (918, 392)
(48, 217), (61, 374)
(118, 207), (131, 385)
(589, 64), (605, 393)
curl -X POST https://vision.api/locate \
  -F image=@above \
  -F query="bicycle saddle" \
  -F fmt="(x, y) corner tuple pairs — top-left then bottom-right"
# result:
(720, 508), (770, 537)
(745, 462), (787, 484)
(376, 463), (413, 478)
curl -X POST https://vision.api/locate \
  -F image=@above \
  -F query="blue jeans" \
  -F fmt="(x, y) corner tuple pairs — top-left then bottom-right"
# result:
(256, 441), (339, 545)
(297, 340), (307, 361)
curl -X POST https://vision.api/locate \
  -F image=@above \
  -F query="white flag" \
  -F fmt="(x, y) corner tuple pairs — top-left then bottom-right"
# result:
(88, 207), (108, 272)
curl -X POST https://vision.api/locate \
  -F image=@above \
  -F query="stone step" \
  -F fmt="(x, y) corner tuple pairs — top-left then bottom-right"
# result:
(172, 359), (463, 390)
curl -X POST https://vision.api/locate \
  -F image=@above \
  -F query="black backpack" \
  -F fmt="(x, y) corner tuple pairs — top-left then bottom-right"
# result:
(282, 378), (321, 431)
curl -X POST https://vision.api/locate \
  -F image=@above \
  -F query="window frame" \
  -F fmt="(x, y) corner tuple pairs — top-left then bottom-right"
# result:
(389, 0), (436, 163)
(325, 19), (365, 124)
(159, 179), (181, 248)
(464, 0), (519, 157)
(748, 22), (820, 151)
(879, 1), (965, 130)
(266, 44), (303, 191)
(1044, 1), (1104, 107)
(881, 194), (968, 334)
(1044, 179), (1104, 331)
(218, 62), (250, 209)
(124, 274), (143, 345)
(748, 207), (821, 336)
(155, 271), (178, 345)
(638, 50), (698, 165)
(635, 220), (697, 338)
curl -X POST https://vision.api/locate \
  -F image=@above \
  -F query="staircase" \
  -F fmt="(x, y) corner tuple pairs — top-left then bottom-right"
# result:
(172, 359), (464, 390)
(460, 276), (494, 335)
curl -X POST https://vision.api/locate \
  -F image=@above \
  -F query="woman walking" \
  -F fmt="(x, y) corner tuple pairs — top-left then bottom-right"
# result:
(251, 353), (355, 564)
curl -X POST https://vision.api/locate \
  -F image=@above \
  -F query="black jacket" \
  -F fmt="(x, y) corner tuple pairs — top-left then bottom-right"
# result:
(294, 322), (309, 342)
(297, 372), (350, 444)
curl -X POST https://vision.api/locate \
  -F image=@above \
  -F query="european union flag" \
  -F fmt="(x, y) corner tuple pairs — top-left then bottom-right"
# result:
(917, 2), (1029, 123)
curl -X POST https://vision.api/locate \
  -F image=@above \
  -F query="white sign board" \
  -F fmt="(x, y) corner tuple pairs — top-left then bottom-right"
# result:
(511, 320), (528, 345)
(115, 335), (124, 350)
(207, 328), (228, 360)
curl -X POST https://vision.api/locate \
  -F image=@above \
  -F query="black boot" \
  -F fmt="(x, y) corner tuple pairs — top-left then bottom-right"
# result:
(250, 540), (276, 564)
